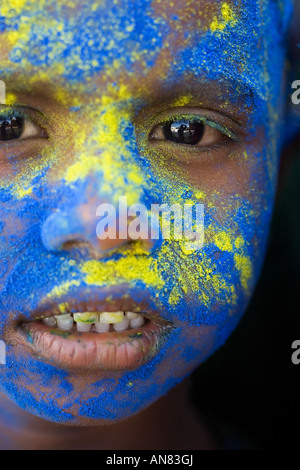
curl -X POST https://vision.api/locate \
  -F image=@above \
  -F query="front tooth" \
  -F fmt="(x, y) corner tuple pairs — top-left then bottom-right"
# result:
(95, 322), (110, 333)
(125, 311), (139, 320)
(54, 314), (73, 331)
(42, 316), (57, 327)
(73, 312), (98, 323)
(76, 322), (92, 332)
(130, 315), (145, 329)
(99, 312), (124, 323)
(113, 317), (130, 332)
(73, 313), (98, 333)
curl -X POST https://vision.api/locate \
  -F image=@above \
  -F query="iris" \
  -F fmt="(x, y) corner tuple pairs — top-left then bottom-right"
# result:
(163, 120), (205, 145)
(0, 111), (24, 141)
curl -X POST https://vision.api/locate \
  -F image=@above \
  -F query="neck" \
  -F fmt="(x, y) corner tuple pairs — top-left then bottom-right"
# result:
(0, 378), (218, 449)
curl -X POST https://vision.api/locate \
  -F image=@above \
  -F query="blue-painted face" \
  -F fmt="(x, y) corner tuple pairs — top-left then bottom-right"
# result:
(0, 0), (293, 424)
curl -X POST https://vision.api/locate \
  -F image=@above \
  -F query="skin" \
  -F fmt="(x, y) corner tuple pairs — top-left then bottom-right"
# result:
(0, 0), (294, 449)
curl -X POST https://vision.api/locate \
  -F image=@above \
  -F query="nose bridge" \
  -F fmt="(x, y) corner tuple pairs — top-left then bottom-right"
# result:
(63, 92), (145, 206)
(41, 93), (150, 254)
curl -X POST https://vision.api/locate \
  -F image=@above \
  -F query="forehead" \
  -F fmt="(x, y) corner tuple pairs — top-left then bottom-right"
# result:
(0, 0), (289, 109)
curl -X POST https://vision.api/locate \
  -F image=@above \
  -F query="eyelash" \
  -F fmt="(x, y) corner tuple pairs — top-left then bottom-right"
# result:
(0, 107), (46, 144)
(149, 114), (239, 149)
(0, 106), (240, 155)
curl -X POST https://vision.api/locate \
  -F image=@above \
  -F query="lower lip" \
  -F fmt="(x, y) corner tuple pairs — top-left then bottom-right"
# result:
(18, 318), (171, 371)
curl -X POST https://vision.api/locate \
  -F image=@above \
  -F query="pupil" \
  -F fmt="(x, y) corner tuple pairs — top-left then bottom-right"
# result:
(163, 120), (204, 145)
(0, 113), (24, 141)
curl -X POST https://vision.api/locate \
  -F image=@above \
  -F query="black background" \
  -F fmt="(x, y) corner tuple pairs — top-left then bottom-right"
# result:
(191, 140), (300, 449)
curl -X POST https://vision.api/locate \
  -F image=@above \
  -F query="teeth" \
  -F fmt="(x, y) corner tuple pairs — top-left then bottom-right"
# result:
(130, 315), (145, 329)
(42, 316), (57, 327)
(42, 311), (147, 333)
(125, 311), (140, 320)
(74, 313), (98, 333)
(95, 321), (110, 333)
(76, 322), (92, 332)
(113, 317), (130, 332)
(54, 314), (73, 331)
(73, 312), (98, 323)
(99, 312), (124, 324)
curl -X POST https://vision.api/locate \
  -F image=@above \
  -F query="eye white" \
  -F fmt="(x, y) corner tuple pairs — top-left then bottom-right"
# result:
(20, 119), (41, 139)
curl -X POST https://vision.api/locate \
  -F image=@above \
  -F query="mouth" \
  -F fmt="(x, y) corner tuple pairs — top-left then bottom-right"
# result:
(13, 293), (173, 371)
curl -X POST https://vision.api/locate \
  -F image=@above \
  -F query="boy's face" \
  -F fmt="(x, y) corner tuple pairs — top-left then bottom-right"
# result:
(0, 0), (288, 423)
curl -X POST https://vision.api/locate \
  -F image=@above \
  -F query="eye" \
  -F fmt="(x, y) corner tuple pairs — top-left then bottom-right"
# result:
(149, 115), (237, 148)
(0, 109), (46, 142)
(163, 120), (204, 145)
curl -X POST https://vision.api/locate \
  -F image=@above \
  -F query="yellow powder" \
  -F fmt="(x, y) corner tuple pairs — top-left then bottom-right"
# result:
(234, 236), (245, 249)
(172, 94), (193, 107)
(234, 253), (253, 293)
(80, 257), (164, 290)
(214, 231), (233, 252)
(47, 280), (80, 299)
(210, 3), (237, 33)
(0, 0), (28, 17)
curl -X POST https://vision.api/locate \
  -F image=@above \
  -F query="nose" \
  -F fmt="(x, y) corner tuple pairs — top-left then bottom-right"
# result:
(41, 200), (159, 255)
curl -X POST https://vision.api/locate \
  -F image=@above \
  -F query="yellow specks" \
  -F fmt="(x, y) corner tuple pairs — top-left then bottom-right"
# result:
(58, 303), (69, 314)
(4, 92), (17, 106)
(210, 3), (237, 33)
(64, 155), (101, 183)
(63, 82), (145, 206)
(234, 253), (253, 293)
(10, 145), (57, 199)
(0, 0), (28, 17)
(127, 171), (144, 185)
(126, 24), (135, 33)
(168, 286), (181, 305)
(214, 231), (233, 252)
(80, 256), (164, 290)
(194, 190), (206, 200)
(234, 236), (244, 249)
(172, 94), (193, 107)
(15, 187), (33, 199)
(47, 280), (80, 299)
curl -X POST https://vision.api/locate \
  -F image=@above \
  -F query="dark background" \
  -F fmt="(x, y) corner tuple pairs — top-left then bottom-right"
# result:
(191, 140), (300, 449)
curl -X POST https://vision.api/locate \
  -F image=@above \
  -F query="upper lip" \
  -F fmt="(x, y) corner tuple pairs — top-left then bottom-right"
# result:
(10, 285), (173, 371)
(18, 285), (170, 326)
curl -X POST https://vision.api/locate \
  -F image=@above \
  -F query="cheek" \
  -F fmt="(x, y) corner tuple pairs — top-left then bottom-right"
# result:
(142, 139), (276, 326)
(152, 187), (273, 331)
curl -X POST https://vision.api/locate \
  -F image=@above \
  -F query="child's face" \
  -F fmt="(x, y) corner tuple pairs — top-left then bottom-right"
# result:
(0, 0), (289, 424)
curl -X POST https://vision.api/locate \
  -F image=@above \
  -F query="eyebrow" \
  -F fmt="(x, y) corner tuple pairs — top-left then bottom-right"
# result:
(153, 75), (266, 124)
(2, 71), (266, 131)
